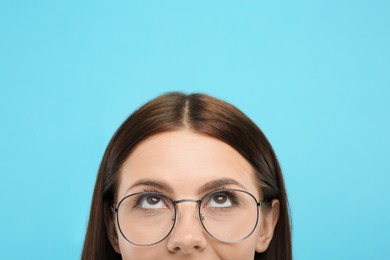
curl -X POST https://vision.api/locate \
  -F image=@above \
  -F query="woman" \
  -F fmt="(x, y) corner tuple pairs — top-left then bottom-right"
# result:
(82, 92), (292, 260)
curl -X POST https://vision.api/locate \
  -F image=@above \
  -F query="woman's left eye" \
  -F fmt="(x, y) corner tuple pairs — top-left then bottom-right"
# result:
(207, 194), (233, 208)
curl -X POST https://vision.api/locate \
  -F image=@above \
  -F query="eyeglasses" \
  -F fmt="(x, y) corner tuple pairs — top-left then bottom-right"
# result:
(111, 189), (269, 246)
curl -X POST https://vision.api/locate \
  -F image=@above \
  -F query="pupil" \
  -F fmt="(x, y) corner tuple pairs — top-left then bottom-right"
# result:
(215, 195), (226, 203)
(147, 196), (160, 205)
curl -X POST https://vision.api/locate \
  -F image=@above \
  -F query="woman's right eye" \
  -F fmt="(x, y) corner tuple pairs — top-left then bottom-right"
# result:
(138, 194), (167, 209)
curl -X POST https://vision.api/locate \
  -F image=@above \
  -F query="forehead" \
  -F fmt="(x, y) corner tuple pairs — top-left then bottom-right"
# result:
(117, 130), (259, 199)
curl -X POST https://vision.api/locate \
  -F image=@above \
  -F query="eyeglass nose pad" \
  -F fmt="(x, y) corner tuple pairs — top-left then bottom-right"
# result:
(200, 213), (205, 221)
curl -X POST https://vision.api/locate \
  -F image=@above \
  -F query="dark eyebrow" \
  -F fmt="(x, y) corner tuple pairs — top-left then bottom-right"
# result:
(126, 177), (246, 196)
(197, 178), (247, 195)
(127, 179), (175, 194)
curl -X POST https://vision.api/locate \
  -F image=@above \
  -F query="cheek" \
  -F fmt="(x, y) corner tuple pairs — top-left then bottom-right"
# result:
(209, 239), (257, 260)
(210, 220), (263, 259)
(208, 223), (261, 260)
(118, 238), (167, 260)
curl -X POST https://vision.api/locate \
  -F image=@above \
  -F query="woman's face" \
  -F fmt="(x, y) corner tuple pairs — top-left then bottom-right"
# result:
(107, 130), (279, 260)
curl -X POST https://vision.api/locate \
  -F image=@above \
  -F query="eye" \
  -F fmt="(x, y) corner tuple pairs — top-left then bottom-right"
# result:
(139, 194), (168, 209)
(207, 193), (233, 208)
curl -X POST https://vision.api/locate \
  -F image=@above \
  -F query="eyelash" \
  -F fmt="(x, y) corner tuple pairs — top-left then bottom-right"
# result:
(213, 186), (228, 192)
(142, 188), (162, 193)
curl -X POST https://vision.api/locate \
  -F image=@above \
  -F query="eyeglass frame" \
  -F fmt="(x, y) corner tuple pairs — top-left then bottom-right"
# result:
(111, 189), (270, 246)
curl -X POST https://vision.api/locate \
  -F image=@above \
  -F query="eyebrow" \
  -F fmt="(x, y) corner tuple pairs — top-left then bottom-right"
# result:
(127, 179), (175, 194)
(126, 177), (247, 196)
(197, 178), (247, 194)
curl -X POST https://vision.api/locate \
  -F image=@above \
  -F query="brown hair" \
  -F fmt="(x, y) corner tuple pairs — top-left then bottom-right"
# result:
(82, 92), (292, 260)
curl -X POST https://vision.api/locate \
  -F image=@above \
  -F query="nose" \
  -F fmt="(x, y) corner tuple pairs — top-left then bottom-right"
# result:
(166, 201), (207, 254)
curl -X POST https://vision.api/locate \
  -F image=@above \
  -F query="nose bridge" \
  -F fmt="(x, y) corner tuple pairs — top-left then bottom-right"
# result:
(174, 199), (201, 222)
(175, 199), (201, 205)
(167, 198), (207, 254)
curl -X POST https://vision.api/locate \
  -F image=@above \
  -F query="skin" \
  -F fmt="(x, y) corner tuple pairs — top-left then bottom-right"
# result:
(107, 130), (279, 260)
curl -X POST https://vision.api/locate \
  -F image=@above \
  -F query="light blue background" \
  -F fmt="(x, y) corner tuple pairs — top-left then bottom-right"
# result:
(0, 1), (389, 259)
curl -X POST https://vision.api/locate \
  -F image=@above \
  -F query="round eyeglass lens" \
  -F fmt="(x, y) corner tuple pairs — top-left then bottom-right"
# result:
(199, 189), (259, 242)
(116, 192), (176, 246)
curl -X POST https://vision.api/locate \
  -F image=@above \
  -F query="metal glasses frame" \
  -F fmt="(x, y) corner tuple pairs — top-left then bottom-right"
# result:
(111, 189), (269, 246)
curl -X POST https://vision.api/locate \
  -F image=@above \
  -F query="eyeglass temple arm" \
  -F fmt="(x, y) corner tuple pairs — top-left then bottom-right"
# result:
(257, 200), (272, 207)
